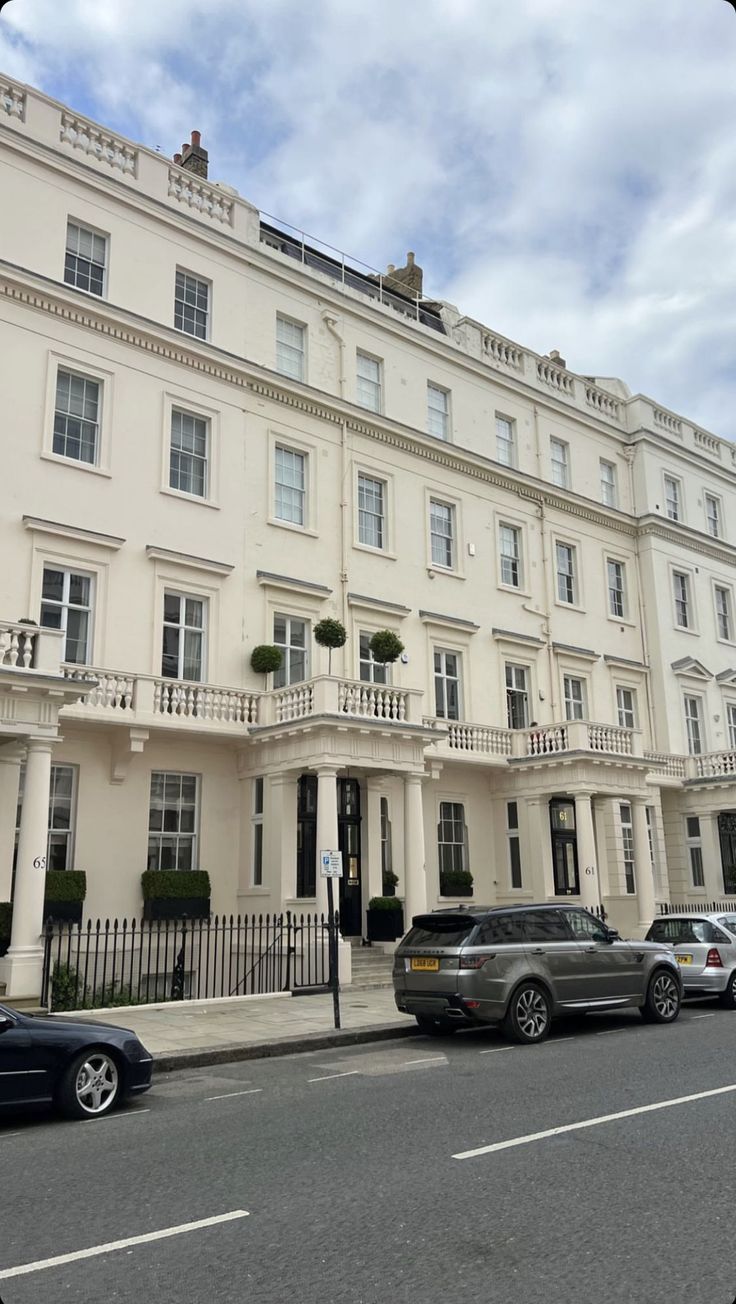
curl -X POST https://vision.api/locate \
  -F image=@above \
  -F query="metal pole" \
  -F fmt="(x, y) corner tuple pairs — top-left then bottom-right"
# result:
(327, 877), (341, 1029)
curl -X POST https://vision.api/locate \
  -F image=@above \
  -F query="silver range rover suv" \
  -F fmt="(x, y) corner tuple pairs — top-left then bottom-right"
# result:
(393, 903), (682, 1043)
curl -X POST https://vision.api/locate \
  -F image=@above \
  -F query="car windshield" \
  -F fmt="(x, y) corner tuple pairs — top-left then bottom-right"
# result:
(647, 919), (713, 945)
(403, 921), (477, 948)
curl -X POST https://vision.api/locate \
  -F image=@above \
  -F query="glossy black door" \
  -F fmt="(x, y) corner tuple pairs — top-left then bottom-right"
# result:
(549, 800), (580, 896)
(719, 812), (736, 895)
(338, 779), (362, 936)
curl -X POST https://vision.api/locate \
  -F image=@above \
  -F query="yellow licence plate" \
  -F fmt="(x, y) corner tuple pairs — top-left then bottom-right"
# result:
(411, 957), (440, 972)
(676, 954), (693, 965)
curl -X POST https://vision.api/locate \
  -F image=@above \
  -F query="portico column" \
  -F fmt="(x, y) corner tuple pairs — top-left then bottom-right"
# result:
(364, 777), (385, 906)
(632, 796), (656, 935)
(574, 790), (600, 911)
(3, 740), (53, 998)
(404, 773), (427, 924)
(315, 766), (339, 918)
(0, 746), (23, 903)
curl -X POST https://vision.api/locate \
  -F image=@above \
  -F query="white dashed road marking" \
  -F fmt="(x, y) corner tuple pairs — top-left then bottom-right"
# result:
(204, 1089), (263, 1102)
(307, 1071), (359, 1083)
(403, 1056), (448, 1066)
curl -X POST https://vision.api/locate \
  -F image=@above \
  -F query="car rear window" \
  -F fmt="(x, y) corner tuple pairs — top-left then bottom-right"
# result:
(473, 914), (526, 945)
(647, 918), (715, 945)
(403, 921), (477, 948)
(522, 910), (573, 943)
(717, 917), (736, 936)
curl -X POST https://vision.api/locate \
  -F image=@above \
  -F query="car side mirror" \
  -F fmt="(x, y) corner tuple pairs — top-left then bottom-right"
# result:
(593, 928), (618, 944)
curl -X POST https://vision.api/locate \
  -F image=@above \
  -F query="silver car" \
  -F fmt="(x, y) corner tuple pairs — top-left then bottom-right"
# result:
(646, 914), (736, 1006)
(393, 904), (682, 1044)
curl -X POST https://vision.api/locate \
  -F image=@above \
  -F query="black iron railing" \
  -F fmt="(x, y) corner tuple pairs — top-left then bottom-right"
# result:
(41, 911), (336, 1011)
(657, 900), (736, 916)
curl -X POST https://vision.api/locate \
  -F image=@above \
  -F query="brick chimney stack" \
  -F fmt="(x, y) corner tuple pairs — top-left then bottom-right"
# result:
(177, 130), (208, 180)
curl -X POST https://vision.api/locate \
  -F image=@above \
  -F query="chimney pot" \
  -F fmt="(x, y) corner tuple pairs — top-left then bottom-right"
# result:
(387, 263), (396, 274)
(182, 143), (188, 156)
(191, 130), (201, 148)
(407, 251), (415, 266)
(173, 152), (182, 165)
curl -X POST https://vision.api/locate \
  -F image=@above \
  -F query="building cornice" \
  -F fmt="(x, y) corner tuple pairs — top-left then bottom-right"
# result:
(145, 545), (234, 576)
(638, 515), (736, 566)
(22, 515), (124, 550)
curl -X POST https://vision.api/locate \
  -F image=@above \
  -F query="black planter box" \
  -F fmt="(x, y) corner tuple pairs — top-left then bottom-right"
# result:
(43, 899), (83, 925)
(143, 897), (210, 921)
(366, 906), (404, 942)
(440, 880), (473, 898)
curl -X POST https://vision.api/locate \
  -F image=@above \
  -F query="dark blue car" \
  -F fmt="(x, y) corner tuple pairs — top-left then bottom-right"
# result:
(0, 1001), (153, 1119)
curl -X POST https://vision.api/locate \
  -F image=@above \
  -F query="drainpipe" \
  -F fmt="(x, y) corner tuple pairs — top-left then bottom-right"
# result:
(322, 313), (349, 634)
(536, 498), (557, 721)
(625, 445), (656, 746)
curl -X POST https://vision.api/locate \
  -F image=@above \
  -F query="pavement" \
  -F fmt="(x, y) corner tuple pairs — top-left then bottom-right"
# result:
(57, 985), (412, 1068)
(2, 1004), (736, 1303)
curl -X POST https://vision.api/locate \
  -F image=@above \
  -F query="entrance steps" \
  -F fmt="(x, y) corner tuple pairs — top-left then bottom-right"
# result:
(345, 945), (395, 990)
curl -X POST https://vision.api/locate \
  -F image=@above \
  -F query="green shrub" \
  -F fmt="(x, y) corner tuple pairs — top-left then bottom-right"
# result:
(382, 868), (399, 895)
(250, 644), (283, 686)
(369, 630), (404, 664)
(314, 618), (347, 673)
(439, 869), (474, 894)
(50, 963), (85, 1012)
(141, 869), (211, 901)
(368, 896), (403, 911)
(45, 870), (87, 903)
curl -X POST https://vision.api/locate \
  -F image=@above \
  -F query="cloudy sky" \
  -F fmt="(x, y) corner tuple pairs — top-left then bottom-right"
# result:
(2, 0), (735, 435)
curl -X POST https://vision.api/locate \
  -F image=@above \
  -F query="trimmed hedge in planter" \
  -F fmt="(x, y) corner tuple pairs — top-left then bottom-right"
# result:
(0, 901), (11, 956)
(141, 870), (211, 920)
(44, 871), (86, 925)
(367, 896), (404, 942)
(439, 869), (474, 898)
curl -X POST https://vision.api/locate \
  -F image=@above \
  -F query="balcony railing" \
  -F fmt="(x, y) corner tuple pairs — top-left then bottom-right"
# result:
(257, 676), (424, 728)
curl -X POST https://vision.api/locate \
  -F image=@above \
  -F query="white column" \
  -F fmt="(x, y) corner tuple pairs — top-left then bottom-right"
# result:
(0, 747), (22, 903)
(270, 773), (298, 907)
(699, 812), (723, 901)
(364, 777), (385, 905)
(632, 796), (656, 935)
(574, 790), (600, 910)
(3, 740), (53, 998)
(315, 766), (339, 918)
(526, 798), (555, 899)
(404, 773), (427, 924)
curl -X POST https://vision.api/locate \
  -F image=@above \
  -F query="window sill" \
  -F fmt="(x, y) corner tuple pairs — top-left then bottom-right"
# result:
(553, 599), (586, 614)
(353, 542), (397, 560)
(268, 516), (319, 539)
(673, 625), (699, 636)
(160, 486), (220, 510)
(498, 582), (531, 598)
(238, 887), (271, 897)
(41, 451), (112, 478)
(173, 324), (209, 344)
(606, 614), (636, 628)
(715, 636), (736, 649)
(427, 566), (465, 581)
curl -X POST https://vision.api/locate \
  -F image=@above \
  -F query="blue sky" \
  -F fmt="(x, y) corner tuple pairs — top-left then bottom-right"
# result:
(2, 0), (736, 436)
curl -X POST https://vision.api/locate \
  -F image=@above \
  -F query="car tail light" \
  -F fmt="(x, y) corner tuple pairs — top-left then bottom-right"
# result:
(706, 948), (723, 968)
(463, 999), (481, 1009)
(459, 954), (495, 969)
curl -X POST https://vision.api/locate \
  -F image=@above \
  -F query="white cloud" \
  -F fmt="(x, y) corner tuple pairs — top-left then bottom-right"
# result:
(1, 0), (735, 434)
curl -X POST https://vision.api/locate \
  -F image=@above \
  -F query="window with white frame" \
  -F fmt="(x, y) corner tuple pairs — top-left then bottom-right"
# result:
(16, 762), (78, 872)
(64, 222), (107, 296)
(556, 542), (577, 605)
(274, 445), (306, 526)
(728, 703), (736, 750)
(705, 493), (721, 539)
(252, 777), (264, 886)
(619, 803), (635, 894)
(550, 438), (570, 489)
(380, 797), (393, 890)
(607, 559), (626, 619)
(507, 800), (522, 889)
(174, 269), (209, 339)
(147, 772), (199, 872)
(427, 384), (450, 440)
(359, 631), (389, 684)
(505, 663), (530, 729)
(438, 801), (468, 879)
(563, 675), (586, 721)
(646, 806), (657, 882)
(275, 315), (306, 382)
(53, 369), (100, 465)
(356, 351), (382, 412)
(664, 474), (681, 522)
(715, 586), (732, 641)
(684, 695), (704, 755)
(616, 685), (637, 729)
(499, 524), (522, 588)
(495, 415), (515, 467)
(273, 614), (309, 688)
(429, 499), (455, 569)
(170, 409), (208, 497)
(40, 566), (93, 665)
(600, 460), (617, 508)
(686, 815), (705, 888)
(673, 571), (691, 629)
(162, 592), (206, 682)
(434, 648), (461, 720)
(357, 473), (385, 549)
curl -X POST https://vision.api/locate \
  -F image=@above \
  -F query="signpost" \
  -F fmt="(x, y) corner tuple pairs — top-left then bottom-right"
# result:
(320, 849), (342, 1029)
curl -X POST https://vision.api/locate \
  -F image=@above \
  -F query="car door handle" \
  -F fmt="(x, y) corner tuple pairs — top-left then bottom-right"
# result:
(530, 948), (544, 955)
(583, 946), (597, 953)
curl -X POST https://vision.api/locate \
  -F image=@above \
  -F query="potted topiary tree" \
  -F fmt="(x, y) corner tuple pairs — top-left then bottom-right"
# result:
(141, 869), (211, 920)
(43, 871), (87, 925)
(369, 630), (404, 667)
(382, 867), (399, 897)
(314, 618), (347, 674)
(366, 895), (405, 942)
(250, 644), (283, 689)
(439, 868), (474, 898)
(0, 901), (11, 956)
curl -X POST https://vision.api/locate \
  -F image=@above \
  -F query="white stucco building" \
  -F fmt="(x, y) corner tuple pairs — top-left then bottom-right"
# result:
(2, 74), (736, 998)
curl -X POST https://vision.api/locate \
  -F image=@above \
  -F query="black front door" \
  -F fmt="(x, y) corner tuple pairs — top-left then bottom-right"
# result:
(338, 779), (362, 936)
(718, 812), (736, 895)
(550, 799), (580, 896)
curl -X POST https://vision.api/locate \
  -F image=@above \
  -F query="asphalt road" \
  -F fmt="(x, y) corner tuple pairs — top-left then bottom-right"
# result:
(2, 1004), (736, 1304)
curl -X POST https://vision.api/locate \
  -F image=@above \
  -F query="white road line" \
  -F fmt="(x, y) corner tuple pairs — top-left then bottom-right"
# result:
(478, 1046), (517, 1056)
(691, 1014), (716, 1020)
(0, 1132), (21, 1141)
(595, 1029), (629, 1037)
(0, 1210), (250, 1281)
(403, 1056), (448, 1066)
(453, 1082), (736, 1161)
(204, 1089), (262, 1102)
(307, 1071), (359, 1083)
(93, 1108), (151, 1121)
